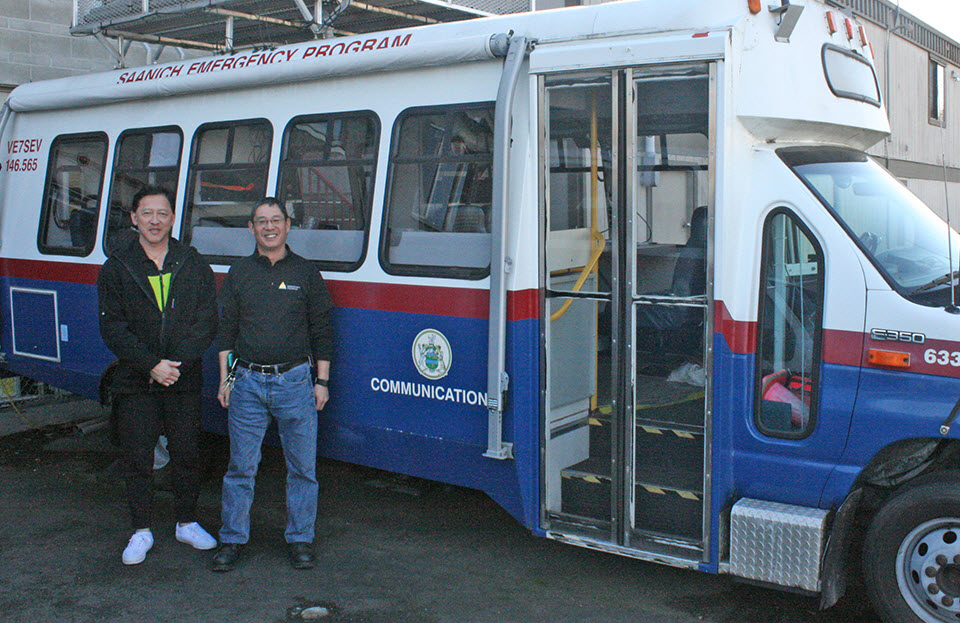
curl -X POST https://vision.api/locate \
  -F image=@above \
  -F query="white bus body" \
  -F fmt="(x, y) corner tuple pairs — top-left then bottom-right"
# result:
(2, 2), (959, 622)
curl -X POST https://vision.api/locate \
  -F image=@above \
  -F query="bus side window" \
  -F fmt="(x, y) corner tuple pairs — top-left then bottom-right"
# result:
(277, 111), (379, 270)
(38, 133), (108, 257)
(181, 119), (272, 263)
(381, 103), (494, 279)
(754, 209), (825, 439)
(103, 127), (183, 256)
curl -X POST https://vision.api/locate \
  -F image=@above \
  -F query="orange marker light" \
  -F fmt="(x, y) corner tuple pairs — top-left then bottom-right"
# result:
(845, 18), (855, 40)
(859, 25), (869, 47)
(867, 349), (911, 369)
(826, 12), (838, 34)
(748, 0), (762, 15)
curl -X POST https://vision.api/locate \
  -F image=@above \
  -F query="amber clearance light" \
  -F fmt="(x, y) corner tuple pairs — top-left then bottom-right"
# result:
(867, 349), (911, 369)
(826, 12), (838, 34)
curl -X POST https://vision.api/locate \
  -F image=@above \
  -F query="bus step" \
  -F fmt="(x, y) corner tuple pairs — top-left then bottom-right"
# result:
(560, 458), (611, 520)
(584, 417), (704, 471)
(560, 456), (703, 536)
(634, 429), (704, 484)
(634, 483), (703, 540)
(591, 389), (705, 436)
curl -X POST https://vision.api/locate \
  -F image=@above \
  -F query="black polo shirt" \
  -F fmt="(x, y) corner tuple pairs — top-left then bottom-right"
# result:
(217, 247), (333, 365)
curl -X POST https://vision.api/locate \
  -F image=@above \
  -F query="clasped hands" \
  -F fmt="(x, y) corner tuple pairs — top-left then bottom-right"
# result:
(150, 359), (182, 387)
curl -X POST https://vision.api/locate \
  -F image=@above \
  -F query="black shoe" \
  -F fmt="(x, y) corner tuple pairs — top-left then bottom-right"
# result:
(211, 543), (243, 572)
(288, 542), (315, 570)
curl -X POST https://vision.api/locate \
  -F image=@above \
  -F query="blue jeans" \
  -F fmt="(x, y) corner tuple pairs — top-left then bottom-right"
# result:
(219, 362), (318, 544)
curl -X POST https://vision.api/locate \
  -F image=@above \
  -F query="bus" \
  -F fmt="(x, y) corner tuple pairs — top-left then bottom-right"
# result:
(2, 1), (959, 621)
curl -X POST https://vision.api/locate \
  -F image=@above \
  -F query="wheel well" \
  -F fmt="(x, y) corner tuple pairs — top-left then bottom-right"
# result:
(858, 438), (960, 498)
(820, 439), (960, 611)
(852, 439), (960, 528)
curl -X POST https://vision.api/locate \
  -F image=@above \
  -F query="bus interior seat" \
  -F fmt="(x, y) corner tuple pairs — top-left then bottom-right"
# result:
(69, 198), (99, 248)
(445, 205), (488, 233)
(669, 205), (707, 297)
(636, 206), (707, 368)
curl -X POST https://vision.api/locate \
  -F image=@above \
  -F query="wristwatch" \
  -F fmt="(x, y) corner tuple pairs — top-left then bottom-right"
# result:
(314, 377), (329, 387)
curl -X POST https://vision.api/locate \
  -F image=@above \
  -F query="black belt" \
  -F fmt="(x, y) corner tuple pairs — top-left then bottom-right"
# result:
(235, 358), (308, 375)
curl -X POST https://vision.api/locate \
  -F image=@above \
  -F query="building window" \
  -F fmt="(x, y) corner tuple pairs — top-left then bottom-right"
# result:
(38, 133), (108, 257)
(929, 58), (946, 127)
(381, 103), (494, 279)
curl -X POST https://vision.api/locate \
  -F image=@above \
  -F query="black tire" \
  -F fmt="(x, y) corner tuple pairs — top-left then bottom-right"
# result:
(863, 479), (960, 623)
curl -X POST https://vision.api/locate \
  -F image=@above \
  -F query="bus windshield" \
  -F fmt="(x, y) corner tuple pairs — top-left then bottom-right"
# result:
(779, 146), (960, 307)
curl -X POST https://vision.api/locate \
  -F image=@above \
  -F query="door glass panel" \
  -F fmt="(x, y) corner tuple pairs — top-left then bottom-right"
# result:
(631, 66), (709, 543)
(543, 64), (712, 552)
(546, 75), (612, 296)
(544, 72), (614, 531)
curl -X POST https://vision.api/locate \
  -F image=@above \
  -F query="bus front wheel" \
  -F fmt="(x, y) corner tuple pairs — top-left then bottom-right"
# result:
(863, 479), (960, 623)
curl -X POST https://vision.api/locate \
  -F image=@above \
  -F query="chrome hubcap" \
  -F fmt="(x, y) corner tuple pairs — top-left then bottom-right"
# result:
(898, 519), (960, 622)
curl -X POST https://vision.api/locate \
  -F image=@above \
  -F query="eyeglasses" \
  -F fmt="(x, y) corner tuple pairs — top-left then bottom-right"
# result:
(253, 217), (285, 227)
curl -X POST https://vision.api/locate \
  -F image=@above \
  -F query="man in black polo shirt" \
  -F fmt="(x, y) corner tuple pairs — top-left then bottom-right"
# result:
(212, 197), (333, 572)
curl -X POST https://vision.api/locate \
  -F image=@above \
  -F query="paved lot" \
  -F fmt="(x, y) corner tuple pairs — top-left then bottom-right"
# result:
(0, 397), (881, 623)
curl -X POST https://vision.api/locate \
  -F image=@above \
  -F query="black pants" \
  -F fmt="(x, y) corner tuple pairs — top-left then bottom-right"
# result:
(115, 391), (202, 529)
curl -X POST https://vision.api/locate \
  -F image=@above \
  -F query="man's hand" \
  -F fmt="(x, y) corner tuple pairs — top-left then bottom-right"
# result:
(218, 381), (231, 409)
(314, 384), (328, 411)
(150, 360), (181, 386)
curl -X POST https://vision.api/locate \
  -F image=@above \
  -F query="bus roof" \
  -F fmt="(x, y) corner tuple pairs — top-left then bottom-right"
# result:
(8, 0), (752, 112)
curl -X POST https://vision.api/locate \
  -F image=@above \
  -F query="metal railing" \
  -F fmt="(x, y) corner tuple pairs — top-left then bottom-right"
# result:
(830, 0), (960, 65)
(75, 0), (186, 28)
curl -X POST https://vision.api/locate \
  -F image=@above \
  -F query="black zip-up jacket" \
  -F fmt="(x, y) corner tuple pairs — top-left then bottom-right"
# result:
(98, 236), (218, 394)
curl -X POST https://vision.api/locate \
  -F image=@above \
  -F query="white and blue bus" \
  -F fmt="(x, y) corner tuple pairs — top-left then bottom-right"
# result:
(2, 1), (959, 621)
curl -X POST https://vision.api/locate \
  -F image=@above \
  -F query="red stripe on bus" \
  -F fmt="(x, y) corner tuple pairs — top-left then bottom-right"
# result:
(328, 281), (539, 321)
(714, 301), (755, 354)
(822, 329), (863, 367)
(0, 258), (539, 321)
(0, 258), (101, 283)
(716, 301), (866, 366)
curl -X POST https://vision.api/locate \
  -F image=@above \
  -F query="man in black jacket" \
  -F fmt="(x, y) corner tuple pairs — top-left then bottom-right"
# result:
(98, 185), (219, 565)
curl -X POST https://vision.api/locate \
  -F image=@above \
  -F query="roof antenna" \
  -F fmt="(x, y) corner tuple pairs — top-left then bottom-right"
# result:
(938, 125), (959, 314)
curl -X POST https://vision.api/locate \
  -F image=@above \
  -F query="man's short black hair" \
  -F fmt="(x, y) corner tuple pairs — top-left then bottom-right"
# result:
(249, 197), (289, 222)
(131, 185), (175, 213)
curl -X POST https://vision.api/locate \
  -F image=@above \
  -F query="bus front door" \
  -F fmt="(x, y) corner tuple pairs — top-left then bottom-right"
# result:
(542, 63), (714, 561)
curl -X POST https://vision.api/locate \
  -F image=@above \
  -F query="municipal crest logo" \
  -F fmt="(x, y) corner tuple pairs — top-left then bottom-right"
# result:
(412, 329), (452, 380)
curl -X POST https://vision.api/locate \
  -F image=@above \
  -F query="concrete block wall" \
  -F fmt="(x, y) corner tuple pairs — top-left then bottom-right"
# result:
(1, 0), (193, 99)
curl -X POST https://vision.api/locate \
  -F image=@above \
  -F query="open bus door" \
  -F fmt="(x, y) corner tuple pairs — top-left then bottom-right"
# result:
(541, 62), (714, 561)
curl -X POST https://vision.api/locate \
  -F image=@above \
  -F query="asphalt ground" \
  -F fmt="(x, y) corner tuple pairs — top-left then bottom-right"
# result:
(0, 397), (882, 623)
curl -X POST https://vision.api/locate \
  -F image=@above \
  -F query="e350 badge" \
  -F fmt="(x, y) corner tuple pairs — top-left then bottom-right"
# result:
(413, 329), (452, 380)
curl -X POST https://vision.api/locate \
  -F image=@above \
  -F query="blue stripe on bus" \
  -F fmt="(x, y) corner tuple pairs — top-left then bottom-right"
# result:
(1, 277), (543, 528)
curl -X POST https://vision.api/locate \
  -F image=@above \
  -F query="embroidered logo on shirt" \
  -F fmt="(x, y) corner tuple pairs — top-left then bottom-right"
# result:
(278, 282), (300, 291)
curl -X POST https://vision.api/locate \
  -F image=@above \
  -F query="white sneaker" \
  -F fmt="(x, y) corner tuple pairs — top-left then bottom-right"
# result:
(175, 522), (217, 550)
(122, 530), (154, 565)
